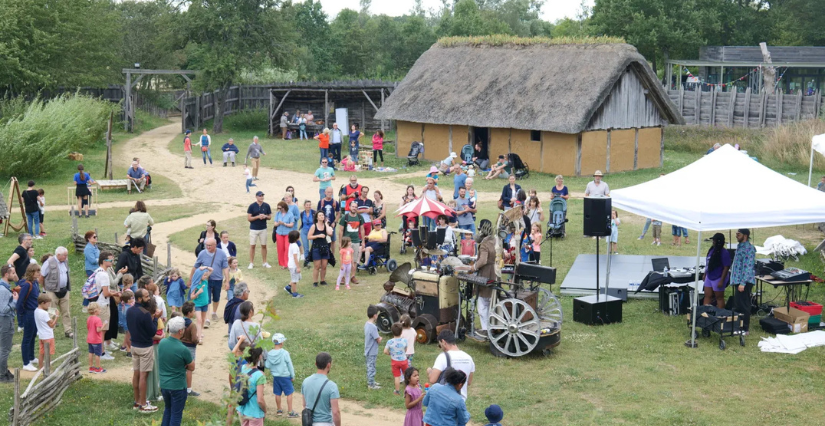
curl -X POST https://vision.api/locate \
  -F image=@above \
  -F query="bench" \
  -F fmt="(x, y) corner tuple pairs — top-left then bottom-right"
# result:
(95, 179), (130, 191)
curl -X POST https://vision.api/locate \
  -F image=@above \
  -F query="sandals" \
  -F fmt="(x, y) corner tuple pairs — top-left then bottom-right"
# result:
(64, 331), (74, 339)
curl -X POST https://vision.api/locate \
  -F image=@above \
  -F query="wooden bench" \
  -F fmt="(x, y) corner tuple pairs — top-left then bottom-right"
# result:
(95, 179), (129, 191)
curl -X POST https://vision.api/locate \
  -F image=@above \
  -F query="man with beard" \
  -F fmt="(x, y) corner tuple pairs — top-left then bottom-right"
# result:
(338, 175), (362, 212)
(127, 288), (159, 413)
(116, 237), (145, 281)
(468, 221), (497, 339)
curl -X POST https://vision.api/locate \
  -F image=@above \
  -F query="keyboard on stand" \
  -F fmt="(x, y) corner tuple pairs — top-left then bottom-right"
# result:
(456, 273), (492, 287)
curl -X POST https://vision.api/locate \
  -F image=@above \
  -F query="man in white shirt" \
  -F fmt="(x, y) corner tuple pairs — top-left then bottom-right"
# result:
(584, 170), (610, 197)
(427, 330), (475, 400)
(94, 253), (119, 359)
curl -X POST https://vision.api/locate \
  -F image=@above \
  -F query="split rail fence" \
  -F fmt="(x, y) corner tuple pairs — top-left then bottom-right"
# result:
(666, 88), (822, 128)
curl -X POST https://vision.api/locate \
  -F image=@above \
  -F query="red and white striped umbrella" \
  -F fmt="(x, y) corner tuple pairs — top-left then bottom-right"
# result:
(395, 197), (455, 219)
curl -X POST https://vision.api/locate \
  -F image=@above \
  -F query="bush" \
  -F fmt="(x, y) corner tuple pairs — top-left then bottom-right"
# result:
(222, 109), (269, 132)
(0, 93), (115, 177)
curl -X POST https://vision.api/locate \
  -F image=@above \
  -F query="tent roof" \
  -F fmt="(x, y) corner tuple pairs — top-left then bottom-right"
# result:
(611, 144), (825, 232)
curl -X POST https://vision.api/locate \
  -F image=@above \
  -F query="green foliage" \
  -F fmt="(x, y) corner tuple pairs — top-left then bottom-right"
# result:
(116, 0), (186, 76)
(0, 94), (116, 177)
(0, 95), (28, 124)
(438, 34), (625, 47)
(239, 66), (299, 85)
(223, 109), (270, 132)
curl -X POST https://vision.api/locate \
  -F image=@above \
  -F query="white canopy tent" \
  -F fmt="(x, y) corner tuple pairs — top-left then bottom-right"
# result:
(611, 144), (825, 347)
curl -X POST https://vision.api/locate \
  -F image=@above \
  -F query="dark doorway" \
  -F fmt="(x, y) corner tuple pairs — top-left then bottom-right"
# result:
(471, 127), (489, 158)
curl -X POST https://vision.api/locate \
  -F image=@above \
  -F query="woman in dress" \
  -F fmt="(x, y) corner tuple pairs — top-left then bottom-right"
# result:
(308, 211), (332, 287)
(703, 233), (732, 309)
(273, 201), (297, 269)
(550, 175), (570, 200)
(74, 164), (95, 218)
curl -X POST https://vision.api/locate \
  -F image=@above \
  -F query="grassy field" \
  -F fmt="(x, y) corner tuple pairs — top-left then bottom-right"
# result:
(168, 201), (825, 425)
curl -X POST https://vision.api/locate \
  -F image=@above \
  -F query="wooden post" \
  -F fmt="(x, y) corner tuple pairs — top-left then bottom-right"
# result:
(760, 42), (776, 95)
(238, 86), (243, 112)
(742, 88), (752, 128)
(324, 90), (329, 127)
(167, 242), (172, 267)
(12, 368), (20, 426)
(380, 89), (385, 133)
(695, 89), (702, 125)
(759, 92), (767, 127)
(105, 111), (113, 179)
(153, 257), (158, 276)
(710, 90), (717, 127)
(796, 90), (803, 121)
(71, 317), (77, 354)
(815, 91), (822, 119)
(268, 90), (274, 136)
(44, 341), (50, 377)
(728, 91), (736, 127)
(124, 71), (131, 132)
(678, 86), (684, 117)
(777, 91), (783, 126)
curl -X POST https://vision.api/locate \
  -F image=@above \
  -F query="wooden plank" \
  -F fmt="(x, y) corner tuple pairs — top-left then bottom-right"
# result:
(679, 86), (684, 116)
(710, 90), (717, 127)
(742, 88), (751, 128)
(759, 92), (766, 127)
(777, 91), (783, 125)
(361, 90), (379, 112)
(728, 91), (736, 127)
(816, 91), (822, 119)
(380, 90), (385, 132)
(12, 368), (20, 426)
(796, 90), (803, 121)
(695, 89), (702, 125)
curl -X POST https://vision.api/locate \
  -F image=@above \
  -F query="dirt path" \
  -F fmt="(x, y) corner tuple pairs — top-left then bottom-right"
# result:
(89, 121), (410, 425)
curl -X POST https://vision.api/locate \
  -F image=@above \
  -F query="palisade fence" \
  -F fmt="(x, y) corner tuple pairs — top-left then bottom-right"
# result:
(666, 88), (822, 128)
(183, 85), (270, 132)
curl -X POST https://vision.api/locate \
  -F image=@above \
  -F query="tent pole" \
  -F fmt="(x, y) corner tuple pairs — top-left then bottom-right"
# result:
(605, 236), (612, 297)
(808, 141), (815, 187)
(688, 229), (702, 348)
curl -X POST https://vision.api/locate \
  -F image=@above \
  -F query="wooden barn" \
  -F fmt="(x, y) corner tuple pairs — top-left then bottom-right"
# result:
(376, 40), (685, 176)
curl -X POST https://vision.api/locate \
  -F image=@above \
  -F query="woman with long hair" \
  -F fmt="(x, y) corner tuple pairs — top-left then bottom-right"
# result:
(308, 211), (333, 287)
(703, 233), (732, 309)
(273, 201), (296, 269)
(17, 264), (42, 371)
(196, 220), (219, 256)
(373, 190), (386, 228)
(74, 164), (96, 218)
(399, 185), (419, 234)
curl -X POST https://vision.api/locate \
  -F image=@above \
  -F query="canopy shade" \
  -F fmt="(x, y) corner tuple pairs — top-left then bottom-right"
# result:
(611, 144), (825, 231)
(395, 197), (455, 219)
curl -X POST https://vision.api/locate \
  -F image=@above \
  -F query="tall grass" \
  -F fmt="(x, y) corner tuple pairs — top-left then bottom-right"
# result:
(222, 108), (269, 132)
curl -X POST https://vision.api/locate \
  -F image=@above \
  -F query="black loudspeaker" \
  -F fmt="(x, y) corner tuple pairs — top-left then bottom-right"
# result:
(600, 287), (627, 302)
(573, 295), (623, 325)
(411, 229), (422, 247)
(583, 197), (612, 236)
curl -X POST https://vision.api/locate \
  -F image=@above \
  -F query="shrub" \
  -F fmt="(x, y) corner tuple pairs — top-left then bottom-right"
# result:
(763, 120), (825, 169)
(0, 93), (115, 178)
(223, 109), (268, 132)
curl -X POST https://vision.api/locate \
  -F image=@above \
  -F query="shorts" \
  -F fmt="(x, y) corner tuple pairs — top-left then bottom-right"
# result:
(249, 229), (267, 246)
(289, 267), (301, 283)
(39, 338), (55, 357)
(671, 226), (688, 237)
(132, 345), (155, 372)
(187, 346), (197, 360)
(194, 305), (208, 313)
(208, 280), (223, 304)
(391, 359), (409, 378)
(498, 171), (510, 179)
(351, 244), (362, 265)
(704, 275), (727, 292)
(88, 343), (103, 356)
(271, 376), (294, 396)
(240, 418), (265, 426)
(39, 212), (44, 223)
(652, 224), (662, 239)
(99, 304), (110, 331)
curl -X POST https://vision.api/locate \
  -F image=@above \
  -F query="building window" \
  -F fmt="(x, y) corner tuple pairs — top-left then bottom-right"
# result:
(530, 130), (541, 142)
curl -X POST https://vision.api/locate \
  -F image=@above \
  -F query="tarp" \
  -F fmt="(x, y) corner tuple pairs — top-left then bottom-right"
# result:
(611, 144), (825, 231)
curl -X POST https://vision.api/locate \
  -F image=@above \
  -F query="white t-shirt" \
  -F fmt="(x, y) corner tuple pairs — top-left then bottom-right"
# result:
(585, 181), (610, 197)
(154, 295), (167, 320)
(244, 168), (253, 180)
(94, 269), (110, 308)
(35, 308), (54, 340)
(401, 327), (416, 355)
(219, 241), (231, 257)
(287, 243), (300, 269)
(433, 349), (475, 400)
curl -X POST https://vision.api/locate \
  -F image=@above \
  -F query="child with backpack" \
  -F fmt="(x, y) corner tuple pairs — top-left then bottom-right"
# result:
(264, 333), (298, 418)
(236, 347), (267, 426)
(164, 269), (185, 314)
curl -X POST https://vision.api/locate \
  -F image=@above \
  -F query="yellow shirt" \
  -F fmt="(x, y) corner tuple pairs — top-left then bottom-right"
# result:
(228, 269), (243, 286)
(367, 229), (383, 242)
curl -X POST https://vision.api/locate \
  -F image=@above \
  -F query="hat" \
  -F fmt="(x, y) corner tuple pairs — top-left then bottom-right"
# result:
(485, 405), (504, 423)
(255, 191), (265, 196)
(372, 220), (382, 226)
(711, 232), (725, 242)
(185, 129), (191, 135)
(449, 152), (457, 158)
(737, 228), (750, 236)
(429, 166), (439, 174)
(594, 170), (604, 177)
(271, 333), (286, 344)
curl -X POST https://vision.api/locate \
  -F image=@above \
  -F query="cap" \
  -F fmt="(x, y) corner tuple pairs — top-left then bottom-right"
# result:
(485, 405), (504, 423)
(737, 228), (750, 236)
(429, 166), (439, 173)
(185, 129), (191, 135)
(271, 333), (286, 344)
(594, 170), (604, 177)
(255, 191), (265, 196)
(711, 232), (725, 242)
(372, 220), (382, 226)
(450, 152), (457, 158)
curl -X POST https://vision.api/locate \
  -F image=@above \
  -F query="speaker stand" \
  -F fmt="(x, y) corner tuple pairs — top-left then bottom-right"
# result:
(595, 236), (600, 302)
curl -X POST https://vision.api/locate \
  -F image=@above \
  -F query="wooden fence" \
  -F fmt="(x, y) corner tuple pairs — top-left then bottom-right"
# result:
(667, 88), (822, 128)
(9, 319), (82, 426)
(183, 86), (271, 131)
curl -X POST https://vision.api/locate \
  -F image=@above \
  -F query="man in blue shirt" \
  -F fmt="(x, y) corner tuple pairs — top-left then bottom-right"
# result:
(455, 187), (476, 234)
(330, 123), (344, 163)
(0, 266), (19, 382)
(453, 166), (467, 199)
(301, 352), (341, 426)
(731, 228), (756, 334)
(189, 238), (229, 328)
(126, 161), (146, 194)
(247, 192), (273, 269)
(221, 138), (240, 167)
(423, 369), (471, 426)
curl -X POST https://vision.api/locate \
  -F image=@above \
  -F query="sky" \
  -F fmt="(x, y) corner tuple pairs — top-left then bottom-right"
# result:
(316, 0), (594, 23)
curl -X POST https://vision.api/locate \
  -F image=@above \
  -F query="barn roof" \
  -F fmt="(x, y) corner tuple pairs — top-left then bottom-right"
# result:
(375, 42), (684, 133)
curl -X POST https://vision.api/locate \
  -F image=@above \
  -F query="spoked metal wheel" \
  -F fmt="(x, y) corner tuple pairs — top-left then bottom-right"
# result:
(488, 298), (541, 357)
(535, 288), (563, 327)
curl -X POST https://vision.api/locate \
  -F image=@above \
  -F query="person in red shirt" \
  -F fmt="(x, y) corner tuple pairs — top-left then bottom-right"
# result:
(315, 128), (330, 164)
(339, 176), (362, 211)
(183, 130), (193, 169)
(87, 302), (106, 373)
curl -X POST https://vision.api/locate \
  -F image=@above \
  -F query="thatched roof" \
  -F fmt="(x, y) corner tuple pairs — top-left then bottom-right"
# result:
(375, 42), (684, 133)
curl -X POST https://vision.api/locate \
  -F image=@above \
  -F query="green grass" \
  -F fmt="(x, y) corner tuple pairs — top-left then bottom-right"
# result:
(0, 111), (182, 205)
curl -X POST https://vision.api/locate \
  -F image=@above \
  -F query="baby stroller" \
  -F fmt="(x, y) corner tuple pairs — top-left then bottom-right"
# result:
(460, 143), (474, 164)
(408, 141), (424, 166)
(507, 153), (529, 180)
(399, 215), (419, 254)
(546, 198), (568, 238)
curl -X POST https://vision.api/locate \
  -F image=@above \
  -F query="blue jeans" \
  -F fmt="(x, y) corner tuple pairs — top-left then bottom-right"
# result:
(671, 226), (688, 238)
(318, 187), (326, 200)
(245, 178), (257, 193)
(161, 388), (188, 426)
(0, 316), (14, 374)
(300, 130), (308, 140)
(300, 227), (311, 260)
(366, 354), (377, 386)
(320, 148), (328, 163)
(459, 223), (476, 234)
(26, 212), (40, 236)
(202, 148), (212, 164)
(330, 144), (341, 162)
(226, 281), (235, 301)
(20, 311), (36, 365)
(424, 216), (436, 232)
(640, 218), (651, 236)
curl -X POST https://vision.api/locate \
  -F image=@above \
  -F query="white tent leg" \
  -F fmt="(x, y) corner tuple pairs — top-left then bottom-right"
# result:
(808, 142), (815, 187)
(689, 230), (702, 348)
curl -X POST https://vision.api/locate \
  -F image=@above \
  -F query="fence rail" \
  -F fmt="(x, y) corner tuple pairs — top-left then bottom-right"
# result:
(667, 88), (822, 128)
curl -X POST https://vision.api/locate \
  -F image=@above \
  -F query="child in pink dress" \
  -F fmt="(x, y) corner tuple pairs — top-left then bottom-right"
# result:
(336, 237), (354, 290)
(403, 367), (424, 426)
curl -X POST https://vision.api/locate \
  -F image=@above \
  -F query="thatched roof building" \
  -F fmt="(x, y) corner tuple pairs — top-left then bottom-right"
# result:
(377, 39), (685, 176)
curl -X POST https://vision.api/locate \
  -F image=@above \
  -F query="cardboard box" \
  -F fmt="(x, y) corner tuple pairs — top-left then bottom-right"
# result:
(774, 307), (810, 333)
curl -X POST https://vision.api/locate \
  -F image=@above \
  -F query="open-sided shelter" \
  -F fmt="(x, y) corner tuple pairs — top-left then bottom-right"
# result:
(376, 39), (685, 176)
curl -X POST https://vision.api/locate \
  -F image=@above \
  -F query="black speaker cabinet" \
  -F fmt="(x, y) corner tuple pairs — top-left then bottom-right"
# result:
(583, 197), (611, 236)
(573, 295), (622, 325)
(599, 287), (627, 302)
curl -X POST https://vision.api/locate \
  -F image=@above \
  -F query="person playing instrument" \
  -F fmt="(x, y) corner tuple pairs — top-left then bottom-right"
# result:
(469, 222), (497, 339)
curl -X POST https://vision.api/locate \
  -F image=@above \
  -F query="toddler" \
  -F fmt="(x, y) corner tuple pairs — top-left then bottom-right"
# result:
(35, 294), (58, 369)
(336, 237), (353, 291)
(609, 210), (621, 254)
(86, 302), (106, 373)
(365, 305), (382, 390)
(164, 268), (185, 314)
(383, 322), (408, 395)
(466, 165), (475, 177)
(528, 189), (537, 199)
(37, 189), (46, 237)
(349, 140), (359, 164)
(118, 290), (134, 355)
(403, 367), (424, 426)
(530, 223), (542, 264)
(285, 231), (304, 298)
(460, 233), (475, 257)
(226, 257), (243, 301)
(484, 404), (504, 426)
(265, 333), (299, 418)
(244, 166), (257, 193)
(146, 282), (167, 321)
(399, 314), (416, 367)
(122, 273), (136, 295)
(651, 219), (663, 246)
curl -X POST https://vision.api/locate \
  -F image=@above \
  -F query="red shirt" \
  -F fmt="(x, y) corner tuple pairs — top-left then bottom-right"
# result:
(184, 136), (192, 152)
(318, 134), (330, 149)
(86, 316), (103, 344)
(342, 184), (362, 211)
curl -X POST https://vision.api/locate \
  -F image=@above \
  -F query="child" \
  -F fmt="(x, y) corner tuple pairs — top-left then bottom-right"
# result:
(484, 404), (504, 426)
(87, 302), (106, 373)
(609, 210), (620, 254)
(383, 322), (408, 396)
(400, 314), (416, 367)
(403, 367), (424, 426)
(651, 219), (662, 246)
(190, 266), (211, 340)
(179, 301), (200, 396)
(819, 176), (825, 192)
(336, 237), (353, 291)
(528, 189), (537, 199)
(468, 189), (478, 222)
(35, 294), (58, 369)
(466, 165), (475, 177)
(236, 347), (267, 426)
(265, 333), (298, 418)
(146, 282), (167, 321)
(27, 247), (37, 265)
(244, 165), (257, 193)
(37, 189), (46, 237)
(349, 140), (359, 164)
(365, 305), (382, 390)
(530, 223), (542, 264)
(372, 130), (384, 168)
(164, 268), (185, 314)
(299, 114), (308, 141)
(285, 231), (304, 298)
(460, 233), (475, 257)
(122, 273), (136, 295)
(118, 290), (134, 356)
(227, 257), (243, 301)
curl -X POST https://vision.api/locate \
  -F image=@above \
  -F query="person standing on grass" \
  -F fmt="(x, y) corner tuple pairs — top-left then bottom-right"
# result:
(422, 369), (471, 426)
(189, 238), (229, 329)
(237, 347), (268, 425)
(244, 136), (266, 180)
(128, 288), (159, 413)
(224, 283), (250, 348)
(219, 231), (237, 258)
(550, 175), (570, 200)
(247, 192), (273, 269)
(703, 233), (732, 309)
(7, 234), (32, 281)
(158, 316), (195, 426)
(428, 330), (475, 401)
(74, 165), (95, 219)
(731, 229), (756, 336)
(301, 352), (341, 426)
(313, 157), (336, 200)
(364, 305), (382, 390)
(422, 178), (443, 231)
(94, 252), (121, 359)
(584, 170), (610, 197)
(453, 166), (467, 199)
(372, 130), (384, 168)
(316, 128), (331, 165)
(265, 333), (298, 418)
(197, 128), (213, 165)
(17, 264), (41, 372)
(340, 202), (364, 285)
(222, 138), (240, 167)
(499, 175), (522, 211)
(274, 201), (297, 269)
(299, 201), (316, 262)
(86, 302), (105, 374)
(285, 230), (304, 298)
(22, 181), (41, 237)
(41, 247), (72, 339)
(180, 301), (201, 398)
(330, 122), (344, 163)
(280, 112), (289, 139)
(318, 187), (340, 256)
(308, 211), (332, 289)
(183, 130), (194, 169)
(0, 266), (18, 382)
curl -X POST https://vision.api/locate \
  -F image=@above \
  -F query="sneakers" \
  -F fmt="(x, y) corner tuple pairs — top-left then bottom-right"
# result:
(22, 364), (37, 372)
(346, 285), (351, 290)
(188, 390), (201, 397)
(126, 352), (133, 358)
(276, 410), (284, 417)
(120, 346), (128, 352)
(100, 353), (115, 361)
(16, 326), (22, 333)
(320, 281), (328, 286)
(657, 242), (662, 246)
(248, 263), (254, 269)
(132, 402), (141, 410)
(204, 319), (211, 329)
(284, 285), (292, 295)
(292, 293), (304, 298)
(96, 367), (107, 373)
(262, 263), (272, 269)
(368, 384), (382, 390)
(287, 411), (300, 418)
(89, 367), (98, 374)
(637, 235), (645, 240)
(106, 342), (119, 351)
(139, 403), (158, 413)
(31, 359), (38, 365)
(211, 313), (219, 322)
(313, 282), (319, 287)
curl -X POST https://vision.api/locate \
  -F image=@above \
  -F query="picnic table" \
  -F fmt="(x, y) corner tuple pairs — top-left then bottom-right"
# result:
(66, 180), (127, 206)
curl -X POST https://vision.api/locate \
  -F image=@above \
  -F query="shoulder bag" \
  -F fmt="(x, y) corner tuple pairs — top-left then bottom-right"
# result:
(436, 351), (454, 385)
(302, 379), (330, 426)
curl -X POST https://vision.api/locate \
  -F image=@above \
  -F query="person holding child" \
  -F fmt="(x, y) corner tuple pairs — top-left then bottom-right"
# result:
(265, 333), (299, 418)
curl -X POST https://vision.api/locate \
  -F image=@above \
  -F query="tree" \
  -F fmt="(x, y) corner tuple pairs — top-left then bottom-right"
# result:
(117, 0), (186, 78)
(330, 9), (372, 77)
(184, 0), (296, 133)
(291, 0), (335, 79)
(438, 0), (513, 36)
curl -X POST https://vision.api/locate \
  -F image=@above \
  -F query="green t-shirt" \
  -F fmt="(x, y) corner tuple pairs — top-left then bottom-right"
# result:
(339, 212), (364, 244)
(314, 167), (335, 190)
(193, 280), (209, 307)
(157, 337), (193, 390)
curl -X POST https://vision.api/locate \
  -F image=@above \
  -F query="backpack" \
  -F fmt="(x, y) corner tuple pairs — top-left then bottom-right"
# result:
(435, 351), (454, 385)
(81, 269), (101, 300)
(236, 367), (259, 406)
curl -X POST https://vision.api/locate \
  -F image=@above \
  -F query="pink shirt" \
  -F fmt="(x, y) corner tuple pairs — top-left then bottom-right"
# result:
(340, 247), (353, 265)
(372, 134), (383, 150)
(86, 316), (103, 344)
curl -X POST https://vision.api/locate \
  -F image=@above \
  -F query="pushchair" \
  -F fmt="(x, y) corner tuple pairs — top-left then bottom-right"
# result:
(399, 215), (419, 254)
(460, 143), (474, 164)
(507, 153), (529, 180)
(546, 198), (567, 238)
(408, 141), (424, 166)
